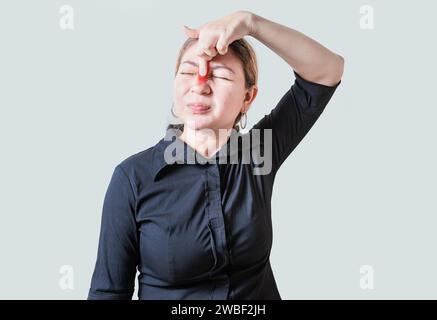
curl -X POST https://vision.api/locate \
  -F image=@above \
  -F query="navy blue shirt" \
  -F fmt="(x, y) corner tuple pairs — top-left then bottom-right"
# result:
(88, 71), (341, 300)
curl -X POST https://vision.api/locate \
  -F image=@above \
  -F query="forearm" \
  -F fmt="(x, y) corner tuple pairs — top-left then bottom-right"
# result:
(248, 12), (344, 86)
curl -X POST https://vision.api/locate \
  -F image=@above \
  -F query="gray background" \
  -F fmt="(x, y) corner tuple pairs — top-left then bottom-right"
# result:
(0, 0), (435, 299)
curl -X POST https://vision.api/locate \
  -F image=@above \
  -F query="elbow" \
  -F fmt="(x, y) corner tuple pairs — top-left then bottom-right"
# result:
(324, 54), (344, 86)
(332, 54), (344, 85)
(311, 54), (344, 87)
(336, 54), (345, 79)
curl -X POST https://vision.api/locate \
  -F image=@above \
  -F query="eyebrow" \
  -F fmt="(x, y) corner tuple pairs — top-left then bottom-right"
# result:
(181, 60), (235, 74)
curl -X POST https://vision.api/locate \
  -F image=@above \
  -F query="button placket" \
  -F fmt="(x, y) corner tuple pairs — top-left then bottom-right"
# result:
(205, 164), (230, 299)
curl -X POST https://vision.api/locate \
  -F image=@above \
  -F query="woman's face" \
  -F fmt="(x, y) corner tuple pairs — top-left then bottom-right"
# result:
(173, 42), (254, 132)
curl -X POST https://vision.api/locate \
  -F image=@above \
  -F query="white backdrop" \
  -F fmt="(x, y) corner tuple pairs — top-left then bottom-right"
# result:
(0, 0), (436, 299)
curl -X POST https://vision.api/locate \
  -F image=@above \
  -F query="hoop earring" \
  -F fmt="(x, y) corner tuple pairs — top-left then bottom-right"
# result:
(171, 104), (177, 117)
(240, 111), (247, 129)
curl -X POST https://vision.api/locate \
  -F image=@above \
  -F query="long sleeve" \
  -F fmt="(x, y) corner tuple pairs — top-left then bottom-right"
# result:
(252, 71), (341, 175)
(88, 165), (139, 300)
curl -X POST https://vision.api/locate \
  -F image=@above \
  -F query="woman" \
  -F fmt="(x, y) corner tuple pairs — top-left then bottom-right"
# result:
(88, 10), (344, 300)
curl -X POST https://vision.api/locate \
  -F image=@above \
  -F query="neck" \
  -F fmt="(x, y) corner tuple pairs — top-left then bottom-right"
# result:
(179, 126), (233, 159)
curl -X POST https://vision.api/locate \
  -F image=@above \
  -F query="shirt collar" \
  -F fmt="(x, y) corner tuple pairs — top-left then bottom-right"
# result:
(151, 127), (242, 181)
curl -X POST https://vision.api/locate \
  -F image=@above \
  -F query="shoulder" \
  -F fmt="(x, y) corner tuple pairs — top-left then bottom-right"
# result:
(116, 141), (162, 185)
(119, 146), (155, 168)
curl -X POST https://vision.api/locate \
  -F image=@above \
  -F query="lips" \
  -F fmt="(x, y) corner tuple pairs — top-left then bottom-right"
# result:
(187, 103), (211, 114)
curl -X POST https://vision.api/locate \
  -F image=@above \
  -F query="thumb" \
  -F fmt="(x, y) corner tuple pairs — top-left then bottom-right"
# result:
(182, 25), (199, 38)
(216, 34), (229, 55)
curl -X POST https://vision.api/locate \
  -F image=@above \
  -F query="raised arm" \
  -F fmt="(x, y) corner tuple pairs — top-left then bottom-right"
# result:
(248, 11), (344, 86)
(183, 10), (344, 85)
(182, 11), (343, 174)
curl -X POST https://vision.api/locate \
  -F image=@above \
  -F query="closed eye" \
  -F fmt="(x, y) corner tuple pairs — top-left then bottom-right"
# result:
(179, 72), (231, 81)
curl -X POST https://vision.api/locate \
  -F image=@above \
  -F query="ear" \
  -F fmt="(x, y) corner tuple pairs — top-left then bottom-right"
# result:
(242, 85), (258, 113)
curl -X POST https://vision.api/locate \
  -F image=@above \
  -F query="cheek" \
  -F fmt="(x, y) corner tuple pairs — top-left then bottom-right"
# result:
(173, 81), (189, 101)
(219, 88), (244, 110)
(213, 97), (242, 121)
(174, 78), (187, 91)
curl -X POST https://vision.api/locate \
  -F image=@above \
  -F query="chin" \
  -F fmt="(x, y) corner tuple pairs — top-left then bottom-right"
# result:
(183, 117), (216, 130)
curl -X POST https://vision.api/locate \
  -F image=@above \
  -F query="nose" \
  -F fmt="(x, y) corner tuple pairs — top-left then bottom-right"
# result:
(191, 80), (211, 95)
(191, 76), (211, 95)
(189, 59), (211, 94)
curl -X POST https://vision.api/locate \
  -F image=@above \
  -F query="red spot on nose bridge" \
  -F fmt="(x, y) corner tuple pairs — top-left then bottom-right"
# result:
(197, 61), (210, 84)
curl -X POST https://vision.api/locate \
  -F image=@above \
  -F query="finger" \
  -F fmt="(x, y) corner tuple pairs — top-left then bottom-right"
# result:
(216, 33), (230, 55)
(203, 47), (218, 58)
(195, 42), (211, 57)
(195, 42), (214, 61)
(197, 52), (213, 65)
(183, 25), (199, 38)
(198, 57), (208, 77)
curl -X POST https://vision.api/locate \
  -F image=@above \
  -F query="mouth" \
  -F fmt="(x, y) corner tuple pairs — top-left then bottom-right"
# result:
(187, 103), (211, 114)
